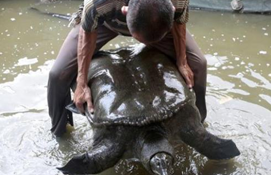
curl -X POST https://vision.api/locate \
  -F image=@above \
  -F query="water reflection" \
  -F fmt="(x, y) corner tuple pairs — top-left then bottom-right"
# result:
(0, 0), (271, 175)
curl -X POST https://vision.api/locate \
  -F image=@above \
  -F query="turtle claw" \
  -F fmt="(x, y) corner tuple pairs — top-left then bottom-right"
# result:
(57, 154), (92, 174)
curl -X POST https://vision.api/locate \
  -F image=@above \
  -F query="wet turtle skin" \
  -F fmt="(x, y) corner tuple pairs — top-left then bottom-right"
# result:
(59, 46), (240, 175)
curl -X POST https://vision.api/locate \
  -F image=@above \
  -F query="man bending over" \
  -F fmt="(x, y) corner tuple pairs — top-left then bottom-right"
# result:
(48, 0), (207, 137)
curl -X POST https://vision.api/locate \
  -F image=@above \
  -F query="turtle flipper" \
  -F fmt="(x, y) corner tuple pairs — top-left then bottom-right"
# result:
(181, 129), (240, 160)
(176, 104), (240, 160)
(58, 127), (128, 174)
(58, 141), (125, 174)
(57, 153), (91, 174)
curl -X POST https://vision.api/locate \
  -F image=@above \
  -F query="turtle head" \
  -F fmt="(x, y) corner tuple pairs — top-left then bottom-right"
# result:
(150, 152), (174, 175)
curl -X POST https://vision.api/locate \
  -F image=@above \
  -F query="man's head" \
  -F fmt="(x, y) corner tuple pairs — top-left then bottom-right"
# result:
(126, 0), (174, 45)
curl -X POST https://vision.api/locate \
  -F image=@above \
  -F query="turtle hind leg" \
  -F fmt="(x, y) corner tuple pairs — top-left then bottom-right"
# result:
(58, 126), (129, 174)
(176, 104), (240, 160)
(183, 130), (241, 160)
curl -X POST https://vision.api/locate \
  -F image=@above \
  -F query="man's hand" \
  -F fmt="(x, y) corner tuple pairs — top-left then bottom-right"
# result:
(177, 62), (194, 89)
(74, 83), (94, 114)
(121, 6), (128, 15)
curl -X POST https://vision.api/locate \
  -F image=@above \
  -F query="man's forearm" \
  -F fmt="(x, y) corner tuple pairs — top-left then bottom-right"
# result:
(171, 22), (186, 66)
(171, 22), (194, 88)
(77, 26), (97, 85)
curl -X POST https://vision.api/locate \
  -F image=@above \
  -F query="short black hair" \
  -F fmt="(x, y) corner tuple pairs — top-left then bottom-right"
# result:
(127, 0), (174, 43)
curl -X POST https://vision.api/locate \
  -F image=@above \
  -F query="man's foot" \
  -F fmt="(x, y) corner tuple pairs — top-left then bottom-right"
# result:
(66, 123), (74, 134)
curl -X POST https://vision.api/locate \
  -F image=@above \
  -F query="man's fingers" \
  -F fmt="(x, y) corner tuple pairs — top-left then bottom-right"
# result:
(76, 102), (85, 114)
(189, 71), (195, 87)
(86, 98), (94, 114)
(191, 76), (195, 87)
(185, 76), (193, 89)
(179, 66), (194, 89)
(121, 6), (128, 15)
(84, 88), (94, 113)
(182, 70), (193, 89)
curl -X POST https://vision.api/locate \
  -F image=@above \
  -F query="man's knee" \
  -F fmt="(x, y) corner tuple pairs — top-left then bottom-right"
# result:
(68, 25), (80, 41)
(198, 55), (207, 70)
(190, 54), (207, 75)
(48, 67), (64, 84)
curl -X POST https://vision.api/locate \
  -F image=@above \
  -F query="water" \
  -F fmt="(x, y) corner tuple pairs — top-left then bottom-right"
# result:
(0, 0), (271, 175)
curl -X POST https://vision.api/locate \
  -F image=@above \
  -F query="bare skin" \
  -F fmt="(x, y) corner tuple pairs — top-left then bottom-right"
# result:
(74, 5), (194, 113)
(171, 22), (194, 88)
(74, 27), (96, 113)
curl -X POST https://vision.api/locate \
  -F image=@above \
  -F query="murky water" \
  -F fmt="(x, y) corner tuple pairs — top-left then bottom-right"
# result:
(0, 0), (271, 175)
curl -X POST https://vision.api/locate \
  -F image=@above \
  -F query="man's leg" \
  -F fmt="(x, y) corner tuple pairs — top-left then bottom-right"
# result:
(47, 25), (118, 137)
(150, 30), (207, 122)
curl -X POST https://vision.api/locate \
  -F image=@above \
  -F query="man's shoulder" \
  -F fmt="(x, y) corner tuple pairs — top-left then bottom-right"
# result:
(171, 0), (189, 6)
(84, 0), (126, 14)
(84, 0), (126, 7)
(171, 0), (189, 3)
(171, 0), (189, 10)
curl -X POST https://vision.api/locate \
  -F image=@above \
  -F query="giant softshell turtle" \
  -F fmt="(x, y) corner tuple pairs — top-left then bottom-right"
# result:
(58, 46), (240, 175)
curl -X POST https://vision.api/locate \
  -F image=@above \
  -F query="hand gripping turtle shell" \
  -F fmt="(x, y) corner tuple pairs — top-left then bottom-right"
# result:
(58, 46), (240, 175)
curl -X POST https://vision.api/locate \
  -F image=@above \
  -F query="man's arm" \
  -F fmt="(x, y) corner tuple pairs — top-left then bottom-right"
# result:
(171, 22), (194, 88)
(74, 26), (97, 113)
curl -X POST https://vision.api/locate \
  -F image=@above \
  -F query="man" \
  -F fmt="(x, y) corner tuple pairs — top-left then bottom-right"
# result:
(48, 0), (207, 137)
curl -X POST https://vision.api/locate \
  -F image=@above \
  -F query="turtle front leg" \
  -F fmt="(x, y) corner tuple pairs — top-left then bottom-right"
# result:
(58, 126), (129, 174)
(173, 104), (240, 160)
(58, 142), (124, 174)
